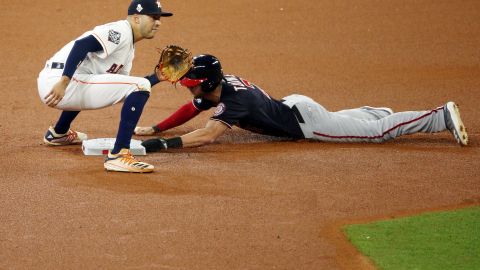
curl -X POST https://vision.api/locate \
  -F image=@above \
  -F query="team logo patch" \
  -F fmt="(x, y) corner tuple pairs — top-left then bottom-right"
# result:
(136, 4), (143, 12)
(108, 30), (121, 45)
(213, 103), (226, 116)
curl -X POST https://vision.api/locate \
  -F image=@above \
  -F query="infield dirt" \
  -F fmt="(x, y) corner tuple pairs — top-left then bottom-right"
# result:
(1, 1), (479, 269)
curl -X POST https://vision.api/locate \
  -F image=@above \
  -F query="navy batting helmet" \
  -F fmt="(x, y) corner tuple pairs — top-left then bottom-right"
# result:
(179, 54), (223, 93)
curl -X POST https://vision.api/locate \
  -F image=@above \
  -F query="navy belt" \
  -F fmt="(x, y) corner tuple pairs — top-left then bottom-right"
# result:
(291, 105), (305, 124)
(47, 62), (65, 69)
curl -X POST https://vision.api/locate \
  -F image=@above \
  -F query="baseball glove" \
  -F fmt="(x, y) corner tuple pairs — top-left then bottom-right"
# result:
(155, 45), (192, 83)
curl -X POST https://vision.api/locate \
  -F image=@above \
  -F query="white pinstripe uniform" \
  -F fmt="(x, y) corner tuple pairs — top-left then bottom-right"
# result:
(282, 94), (448, 143)
(37, 20), (150, 110)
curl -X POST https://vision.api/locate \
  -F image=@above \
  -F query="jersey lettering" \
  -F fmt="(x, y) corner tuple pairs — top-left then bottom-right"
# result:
(106, 64), (124, 74)
(225, 75), (271, 99)
(241, 79), (252, 88)
(225, 75), (248, 91)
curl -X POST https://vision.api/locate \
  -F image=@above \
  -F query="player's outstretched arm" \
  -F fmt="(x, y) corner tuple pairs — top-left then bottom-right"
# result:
(141, 119), (228, 152)
(134, 101), (201, 135)
(180, 120), (228, 148)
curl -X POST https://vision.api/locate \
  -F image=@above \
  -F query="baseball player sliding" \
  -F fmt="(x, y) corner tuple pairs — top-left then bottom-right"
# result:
(135, 54), (468, 152)
(37, 0), (175, 173)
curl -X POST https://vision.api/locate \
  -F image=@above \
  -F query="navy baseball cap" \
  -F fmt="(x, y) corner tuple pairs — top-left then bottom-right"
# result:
(128, 0), (173, 17)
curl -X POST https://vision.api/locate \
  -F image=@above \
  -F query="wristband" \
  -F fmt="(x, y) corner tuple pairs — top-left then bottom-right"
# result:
(141, 136), (183, 153)
(145, 73), (161, 87)
(165, 137), (183, 148)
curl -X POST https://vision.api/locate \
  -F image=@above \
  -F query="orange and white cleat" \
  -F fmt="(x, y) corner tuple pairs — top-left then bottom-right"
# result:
(104, 148), (154, 173)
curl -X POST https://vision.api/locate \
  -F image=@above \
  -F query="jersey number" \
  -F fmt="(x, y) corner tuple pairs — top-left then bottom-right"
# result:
(106, 64), (124, 74)
(242, 79), (271, 100)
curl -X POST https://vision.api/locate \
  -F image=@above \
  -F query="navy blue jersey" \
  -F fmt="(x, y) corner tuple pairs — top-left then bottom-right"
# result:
(193, 75), (304, 139)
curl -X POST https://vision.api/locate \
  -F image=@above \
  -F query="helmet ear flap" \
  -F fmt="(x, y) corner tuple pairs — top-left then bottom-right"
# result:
(201, 73), (223, 93)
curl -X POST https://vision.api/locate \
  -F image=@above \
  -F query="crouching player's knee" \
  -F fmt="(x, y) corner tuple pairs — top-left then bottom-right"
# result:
(124, 77), (151, 100)
(137, 78), (152, 93)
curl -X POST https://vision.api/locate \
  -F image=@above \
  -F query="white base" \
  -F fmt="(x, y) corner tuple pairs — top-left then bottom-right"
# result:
(82, 138), (146, 156)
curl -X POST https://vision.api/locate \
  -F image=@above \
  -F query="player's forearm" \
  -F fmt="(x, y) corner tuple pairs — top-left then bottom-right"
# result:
(55, 76), (71, 91)
(180, 128), (217, 148)
(141, 128), (217, 152)
(140, 129), (214, 153)
(57, 76), (71, 85)
(141, 120), (227, 152)
(153, 102), (200, 132)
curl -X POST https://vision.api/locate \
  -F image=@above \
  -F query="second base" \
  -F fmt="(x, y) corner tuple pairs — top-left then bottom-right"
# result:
(82, 138), (146, 156)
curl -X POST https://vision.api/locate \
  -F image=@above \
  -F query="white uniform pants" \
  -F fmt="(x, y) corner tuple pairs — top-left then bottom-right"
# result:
(282, 94), (447, 143)
(37, 62), (151, 111)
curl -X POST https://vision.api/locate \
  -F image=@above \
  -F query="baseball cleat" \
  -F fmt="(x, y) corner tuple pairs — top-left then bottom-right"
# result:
(361, 106), (394, 119)
(104, 148), (154, 173)
(444, 102), (468, 146)
(43, 126), (87, 146)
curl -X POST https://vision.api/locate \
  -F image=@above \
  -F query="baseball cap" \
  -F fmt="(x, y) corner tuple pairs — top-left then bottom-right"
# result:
(128, 0), (173, 17)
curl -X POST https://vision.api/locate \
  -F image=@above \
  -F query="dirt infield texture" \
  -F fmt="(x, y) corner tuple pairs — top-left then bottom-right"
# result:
(1, 0), (479, 269)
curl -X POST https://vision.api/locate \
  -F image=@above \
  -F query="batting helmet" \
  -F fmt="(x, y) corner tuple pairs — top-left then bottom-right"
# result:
(179, 54), (223, 93)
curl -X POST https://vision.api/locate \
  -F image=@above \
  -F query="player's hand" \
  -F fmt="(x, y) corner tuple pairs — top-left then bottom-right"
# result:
(134, 126), (157, 136)
(141, 137), (168, 152)
(45, 76), (70, 107)
(156, 71), (167, 82)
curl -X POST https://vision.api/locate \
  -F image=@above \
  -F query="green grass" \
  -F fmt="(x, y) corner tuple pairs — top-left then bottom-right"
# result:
(343, 206), (480, 270)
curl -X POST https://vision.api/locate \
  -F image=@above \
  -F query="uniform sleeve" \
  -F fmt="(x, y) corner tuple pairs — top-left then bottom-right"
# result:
(210, 99), (250, 128)
(62, 35), (103, 78)
(89, 23), (129, 59)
